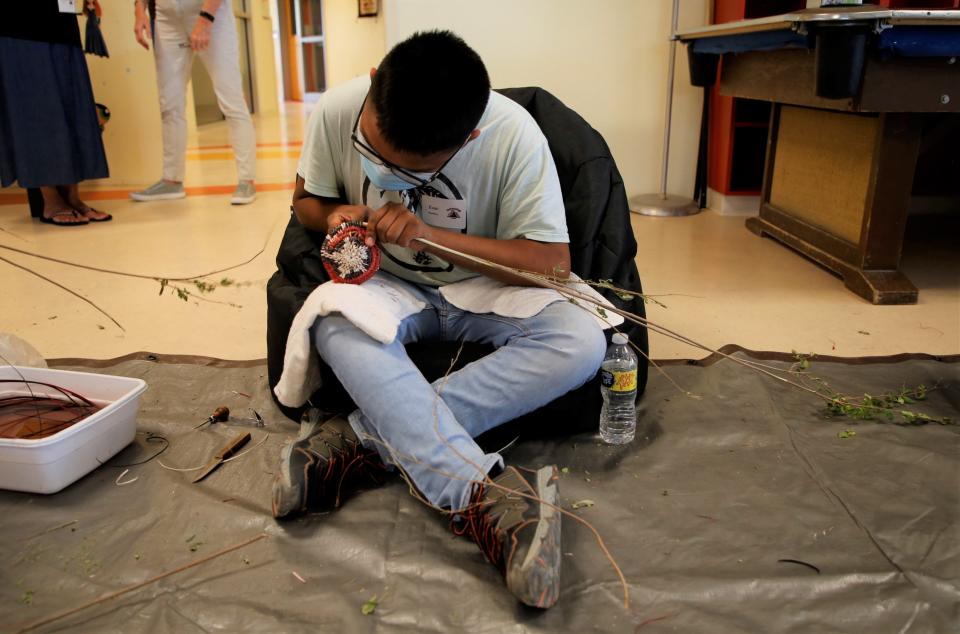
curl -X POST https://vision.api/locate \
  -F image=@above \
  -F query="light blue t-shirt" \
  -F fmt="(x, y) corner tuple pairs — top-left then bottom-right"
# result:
(297, 75), (568, 286)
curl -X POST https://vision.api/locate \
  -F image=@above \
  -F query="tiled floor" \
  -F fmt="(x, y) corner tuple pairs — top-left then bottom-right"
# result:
(1, 104), (957, 361)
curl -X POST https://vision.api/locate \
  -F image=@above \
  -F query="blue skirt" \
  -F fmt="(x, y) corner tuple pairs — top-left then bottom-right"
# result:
(0, 36), (109, 188)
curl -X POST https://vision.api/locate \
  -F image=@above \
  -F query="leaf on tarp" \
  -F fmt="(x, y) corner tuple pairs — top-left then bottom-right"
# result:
(571, 499), (595, 509)
(361, 596), (378, 615)
(837, 429), (856, 439)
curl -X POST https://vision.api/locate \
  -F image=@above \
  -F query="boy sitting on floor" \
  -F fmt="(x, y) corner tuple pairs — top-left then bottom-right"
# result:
(272, 30), (606, 609)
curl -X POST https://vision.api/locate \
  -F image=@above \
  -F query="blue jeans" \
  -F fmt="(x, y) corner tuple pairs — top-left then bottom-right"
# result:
(312, 282), (607, 512)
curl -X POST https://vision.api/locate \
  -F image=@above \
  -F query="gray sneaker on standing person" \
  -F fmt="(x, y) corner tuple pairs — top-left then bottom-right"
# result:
(231, 180), (256, 204)
(132, 0), (257, 206)
(130, 180), (185, 201)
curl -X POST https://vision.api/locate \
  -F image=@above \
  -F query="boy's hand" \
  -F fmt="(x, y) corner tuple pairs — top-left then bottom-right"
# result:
(366, 202), (433, 249)
(326, 205), (370, 234)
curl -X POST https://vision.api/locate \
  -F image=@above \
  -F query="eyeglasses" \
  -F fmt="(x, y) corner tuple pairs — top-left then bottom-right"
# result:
(350, 93), (468, 188)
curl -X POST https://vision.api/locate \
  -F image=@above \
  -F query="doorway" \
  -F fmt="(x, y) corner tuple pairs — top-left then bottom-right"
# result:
(276, 0), (327, 101)
(192, 0), (256, 125)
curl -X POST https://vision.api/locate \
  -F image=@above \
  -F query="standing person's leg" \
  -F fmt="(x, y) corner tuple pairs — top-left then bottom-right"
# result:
(60, 184), (111, 222)
(131, 7), (191, 201)
(155, 9), (192, 184)
(196, 2), (256, 201)
(39, 186), (86, 225)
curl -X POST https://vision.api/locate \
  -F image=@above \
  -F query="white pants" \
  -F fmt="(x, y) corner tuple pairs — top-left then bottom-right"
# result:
(153, 0), (255, 182)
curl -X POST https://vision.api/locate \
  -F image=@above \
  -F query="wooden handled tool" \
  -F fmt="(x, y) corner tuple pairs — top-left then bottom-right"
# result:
(192, 431), (251, 483)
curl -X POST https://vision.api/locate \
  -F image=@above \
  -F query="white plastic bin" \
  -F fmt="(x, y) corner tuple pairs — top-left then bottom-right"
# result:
(0, 366), (147, 494)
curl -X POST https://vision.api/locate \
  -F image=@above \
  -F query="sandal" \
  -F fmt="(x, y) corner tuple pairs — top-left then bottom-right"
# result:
(73, 205), (113, 222)
(39, 209), (89, 226)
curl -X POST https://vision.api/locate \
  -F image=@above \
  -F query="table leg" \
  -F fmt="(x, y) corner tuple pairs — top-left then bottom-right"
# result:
(747, 106), (921, 305)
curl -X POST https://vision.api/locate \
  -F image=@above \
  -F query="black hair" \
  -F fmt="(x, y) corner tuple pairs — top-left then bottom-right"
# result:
(370, 30), (490, 156)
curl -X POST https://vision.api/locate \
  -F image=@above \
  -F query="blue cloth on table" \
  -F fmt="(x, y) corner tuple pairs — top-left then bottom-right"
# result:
(877, 27), (960, 58)
(689, 30), (811, 55)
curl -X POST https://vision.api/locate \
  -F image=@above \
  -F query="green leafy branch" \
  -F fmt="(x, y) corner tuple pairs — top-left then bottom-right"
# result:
(156, 277), (253, 308)
(790, 352), (953, 426)
(822, 384), (951, 426)
(545, 267), (670, 308)
(547, 265), (955, 431)
(0, 225), (276, 329)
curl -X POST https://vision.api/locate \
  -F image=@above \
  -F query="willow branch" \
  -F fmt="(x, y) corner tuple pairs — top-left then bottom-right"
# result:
(0, 255), (124, 331)
(0, 216), (278, 282)
(412, 237), (828, 401)
(13, 533), (267, 633)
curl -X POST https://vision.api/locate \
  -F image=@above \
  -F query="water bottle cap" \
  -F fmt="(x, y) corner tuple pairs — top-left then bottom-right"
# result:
(612, 333), (628, 345)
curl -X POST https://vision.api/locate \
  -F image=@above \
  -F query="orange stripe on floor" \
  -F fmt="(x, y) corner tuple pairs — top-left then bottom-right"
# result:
(187, 141), (303, 151)
(0, 182), (294, 206)
(186, 149), (301, 161)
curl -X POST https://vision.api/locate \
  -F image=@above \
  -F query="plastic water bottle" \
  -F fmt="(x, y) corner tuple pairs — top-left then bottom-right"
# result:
(599, 333), (637, 444)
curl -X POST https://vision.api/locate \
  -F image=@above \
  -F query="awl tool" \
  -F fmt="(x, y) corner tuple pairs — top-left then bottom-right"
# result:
(194, 406), (230, 430)
(192, 431), (251, 483)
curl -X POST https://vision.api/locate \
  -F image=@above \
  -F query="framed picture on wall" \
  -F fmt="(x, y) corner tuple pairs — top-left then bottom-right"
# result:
(359, 0), (378, 18)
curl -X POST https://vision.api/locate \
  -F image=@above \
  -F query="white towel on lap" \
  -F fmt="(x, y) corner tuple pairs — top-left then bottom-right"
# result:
(273, 274), (426, 407)
(273, 272), (625, 408)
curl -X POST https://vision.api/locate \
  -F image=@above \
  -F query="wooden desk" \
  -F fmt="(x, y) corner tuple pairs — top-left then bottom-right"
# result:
(679, 7), (960, 304)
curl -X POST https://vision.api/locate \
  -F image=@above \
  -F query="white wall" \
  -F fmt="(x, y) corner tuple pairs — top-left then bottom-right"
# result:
(251, 0), (281, 116)
(323, 0), (387, 89)
(85, 6), (164, 185)
(384, 0), (710, 199)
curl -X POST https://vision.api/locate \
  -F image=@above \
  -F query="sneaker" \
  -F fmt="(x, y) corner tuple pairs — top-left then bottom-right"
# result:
(231, 181), (256, 205)
(452, 465), (562, 608)
(130, 180), (185, 202)
(271, 411), (388, 519)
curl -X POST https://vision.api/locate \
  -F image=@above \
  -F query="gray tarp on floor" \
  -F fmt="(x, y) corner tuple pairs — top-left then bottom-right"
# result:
(2, 350), (958, 633)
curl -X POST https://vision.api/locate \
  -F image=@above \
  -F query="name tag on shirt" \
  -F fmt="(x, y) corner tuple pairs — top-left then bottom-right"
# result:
(420, 195), (467, 231)
(59, 0), (81, 14)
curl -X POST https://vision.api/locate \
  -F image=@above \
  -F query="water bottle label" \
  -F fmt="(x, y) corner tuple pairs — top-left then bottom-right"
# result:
(600, 370), (615, 388)
(609, 369), (637, 392)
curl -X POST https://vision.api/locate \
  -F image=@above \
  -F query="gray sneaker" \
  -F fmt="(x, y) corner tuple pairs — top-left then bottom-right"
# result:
(452, 466), (562, 608)
(231, 181), (256, 205)
(130, 180), (185, 202)
(271, 410), (388, 519)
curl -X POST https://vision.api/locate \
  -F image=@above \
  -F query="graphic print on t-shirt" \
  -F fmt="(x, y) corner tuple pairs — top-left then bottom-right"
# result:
(360, 172), (467, 275)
